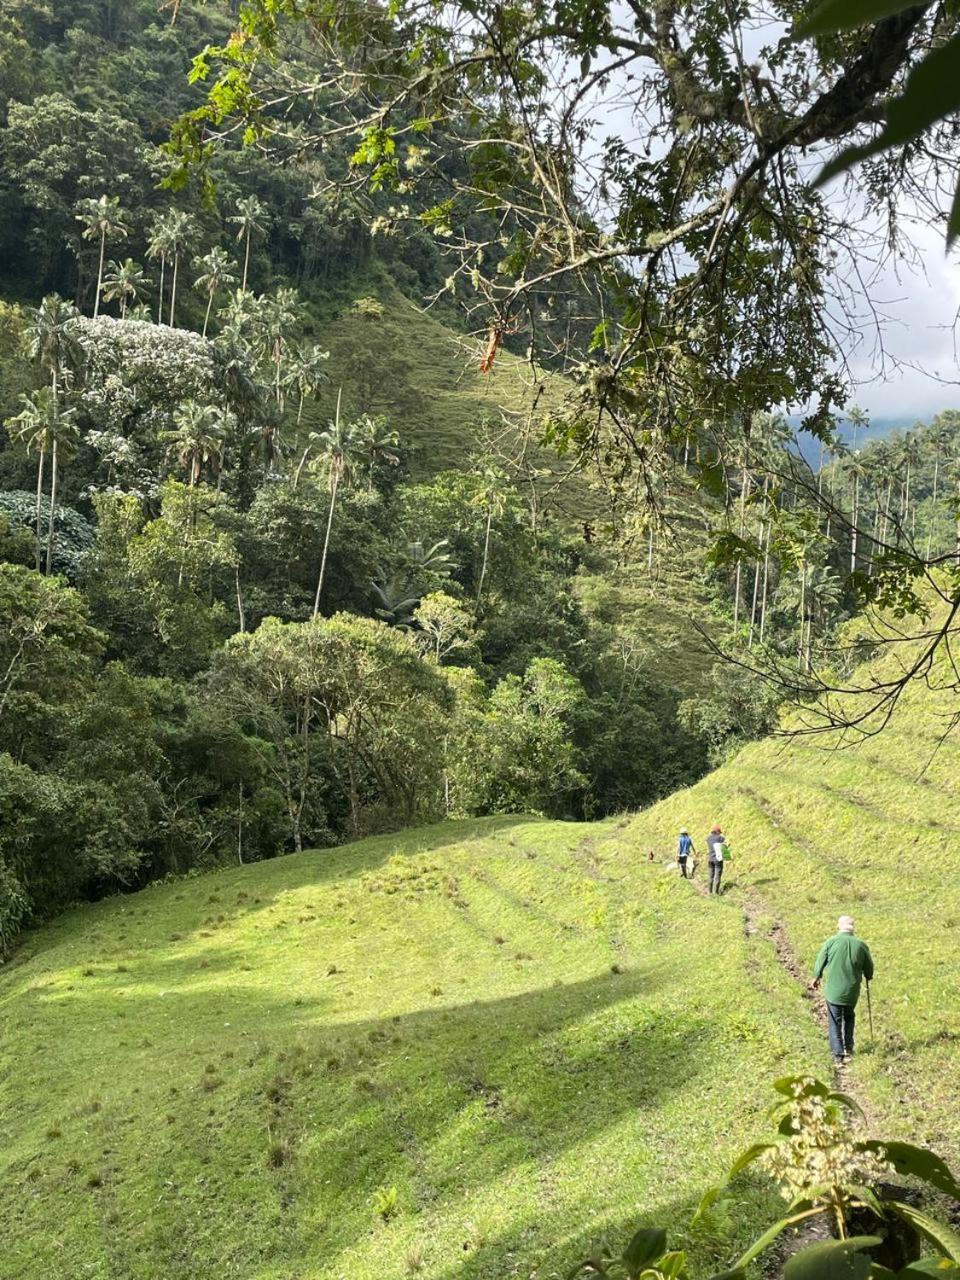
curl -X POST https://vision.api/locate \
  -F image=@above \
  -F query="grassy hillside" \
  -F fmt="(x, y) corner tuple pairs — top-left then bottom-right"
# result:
(0, 816), (822, 1280)
(306, 275), (579, 491)
(623, 638), (960, 1164)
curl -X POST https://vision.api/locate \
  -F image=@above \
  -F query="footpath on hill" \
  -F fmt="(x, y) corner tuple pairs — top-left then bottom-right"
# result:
(624, 677), (960, 1178)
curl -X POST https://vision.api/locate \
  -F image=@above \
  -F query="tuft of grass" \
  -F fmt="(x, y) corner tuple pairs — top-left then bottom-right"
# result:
(372, 1184), (399, 1222)
(266, 1139), (290, 1169)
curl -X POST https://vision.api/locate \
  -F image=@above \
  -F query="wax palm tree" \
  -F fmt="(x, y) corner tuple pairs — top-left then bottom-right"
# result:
(163, 401), (224, 487)
(193, 248), (237, 338)
(7, 389), (57, 572)
(896, 430), (924, 542)
(228, 195), (269, 292)
(840, 450), (870, 574)
(862, 442), (893, 570)
(845, 404), (869, 453)
(353, 414), (400, 490)
(75, 195), (129, 318)
(261, 287), (303, 406)
(283, 342), (330, 424)
(10, 391), (81, 572)
(147, 213), (176, 324)
(924, 419), (954, 558)
(164, 210), (197, 328)
(471, 465), (508, 611)
(102, 258), (150, 319)
(19, 294), (80, 569)
(307, 391), (364, 615)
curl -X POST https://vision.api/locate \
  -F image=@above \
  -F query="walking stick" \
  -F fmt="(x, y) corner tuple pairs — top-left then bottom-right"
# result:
(866, 979), (874, 1047)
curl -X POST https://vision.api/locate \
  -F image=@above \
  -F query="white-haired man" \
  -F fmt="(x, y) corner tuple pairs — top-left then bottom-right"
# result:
(811, 916), (875, 1064)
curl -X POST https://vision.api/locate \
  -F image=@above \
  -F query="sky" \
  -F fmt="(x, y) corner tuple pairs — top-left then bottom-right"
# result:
(839, 213), (960, 422)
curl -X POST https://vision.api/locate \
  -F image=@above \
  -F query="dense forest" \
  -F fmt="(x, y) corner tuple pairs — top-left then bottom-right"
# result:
(3, 0), (960, 957)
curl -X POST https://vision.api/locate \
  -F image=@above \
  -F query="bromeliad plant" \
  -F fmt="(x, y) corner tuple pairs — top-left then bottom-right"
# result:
(571, 1077), (960, 1280)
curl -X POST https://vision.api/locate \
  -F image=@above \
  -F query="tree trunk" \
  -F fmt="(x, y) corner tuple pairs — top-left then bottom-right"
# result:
(293, 446), (311, 489)
(313, 469), (340, 617)
(759, 524), (771, 645)
(45, 436), (59, 574)
(242, 229), (251, 292)
(475, 508), (493, 611)
(34, 447), (45, 574)
(733, 461), (750, 627)
(169, 252), (179, 327)
(237, 783), (244, 865)
(157, 255), (165, 324)
(93, 229), (105, 318)
(850, 474), (859, 574)
(235, 566), (246, 633)
(202, 288), (214, 338)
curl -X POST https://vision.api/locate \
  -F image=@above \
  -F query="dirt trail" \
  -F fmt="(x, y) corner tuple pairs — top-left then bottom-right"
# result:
(686, 859), (888, 1109)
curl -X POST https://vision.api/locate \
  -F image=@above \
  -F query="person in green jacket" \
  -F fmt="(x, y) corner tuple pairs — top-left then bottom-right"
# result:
(811, 915), (874, 1063)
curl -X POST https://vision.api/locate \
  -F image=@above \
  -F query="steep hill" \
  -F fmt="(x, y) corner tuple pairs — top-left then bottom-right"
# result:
(3, 619), (959, 1279)
(0, 817), (820, 1280)
(622, 632), (960, 1166)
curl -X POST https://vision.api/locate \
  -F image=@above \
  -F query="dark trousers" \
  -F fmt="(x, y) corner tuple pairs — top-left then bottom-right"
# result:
(678, 856), (688, 878)
(827, 1001), (856, 1059)
(708, 860), (724, 893)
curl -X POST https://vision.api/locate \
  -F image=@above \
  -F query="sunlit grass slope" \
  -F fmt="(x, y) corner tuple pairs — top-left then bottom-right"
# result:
(624, 636), (960, 1164)
(307, 275), (580, 495)
(0, 816), (823, 1280)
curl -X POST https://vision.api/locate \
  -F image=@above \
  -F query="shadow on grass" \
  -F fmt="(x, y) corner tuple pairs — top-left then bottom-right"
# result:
(22, 960), (714, 1276)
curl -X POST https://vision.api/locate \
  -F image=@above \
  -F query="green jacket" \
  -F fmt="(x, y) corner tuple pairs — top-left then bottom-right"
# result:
(812, 933), (874, 1007)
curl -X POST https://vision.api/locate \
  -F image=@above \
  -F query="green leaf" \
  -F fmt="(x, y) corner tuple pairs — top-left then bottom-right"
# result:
(728, 1142), (775, 1179)
(826, 1091), (864, 1119)
(655, 1249), (688, 1280)
(623, 1228), (668, 1276)
(705, 1271), (747, 1280)
(692, 1185), (723, 1226)
(772, 1076), (831, 1100)
(897, 1259), (960, 1280)
(783, 1237), (882, 1280)
(859, 1141), (960, 1199)
(815, 34), (960, 188)
(732, 1210), (821, 1270)
(795, 0), (915, 38)
(887, 1202), (960, 1262)
(848, 1185), (883, 1216)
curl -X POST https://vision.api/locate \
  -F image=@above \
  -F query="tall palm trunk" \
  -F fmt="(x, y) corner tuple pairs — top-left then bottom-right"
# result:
(242, 229), (251, 292)
(476, 508), (493, 611)
(759, 520), (772, 645)
(33, 447), (45, 573)
(850, 474), (859, 574)
(733, 461), (750, 628)
(93, 229), (106, 318)
(313, 468), (340, 617)
(235, 567), (246, 633)
(45, 436), (59, 574)
(157, 255), (166, 324)
(169, 252), (179, 327)
(927, 454), (941, 559)
(798, 564), (806, 668)
(202, 288), (214, 338)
